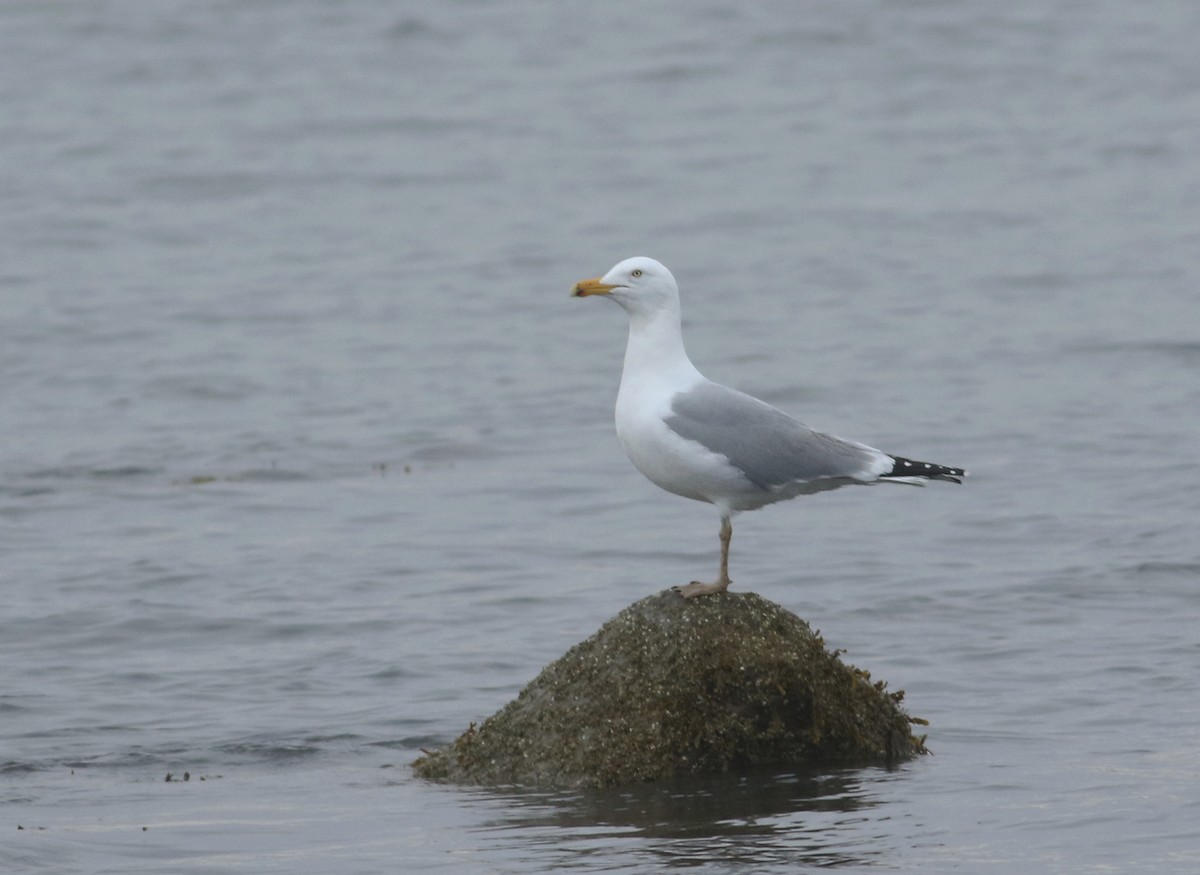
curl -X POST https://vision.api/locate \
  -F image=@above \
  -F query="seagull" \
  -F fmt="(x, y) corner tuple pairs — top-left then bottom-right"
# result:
(572, 256), (966, 598)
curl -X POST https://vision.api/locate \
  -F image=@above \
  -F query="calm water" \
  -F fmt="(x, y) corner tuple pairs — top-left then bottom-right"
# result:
(3, 1), (1199, 872)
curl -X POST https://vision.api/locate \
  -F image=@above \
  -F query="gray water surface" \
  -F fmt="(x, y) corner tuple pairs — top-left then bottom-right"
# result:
(4, 2), (1200, 872)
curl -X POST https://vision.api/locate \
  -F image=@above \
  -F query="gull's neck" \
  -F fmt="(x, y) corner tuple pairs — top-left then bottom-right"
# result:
(619, 305), (704, 390)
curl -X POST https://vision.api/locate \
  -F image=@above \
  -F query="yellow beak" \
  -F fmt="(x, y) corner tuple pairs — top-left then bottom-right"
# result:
(571, 277), (617, 297)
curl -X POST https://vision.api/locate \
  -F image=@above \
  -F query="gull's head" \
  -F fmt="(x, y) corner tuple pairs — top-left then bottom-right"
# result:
(571, 257), (679, 319)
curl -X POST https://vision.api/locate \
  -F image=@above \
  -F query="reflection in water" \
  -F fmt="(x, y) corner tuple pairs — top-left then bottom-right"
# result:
(471, 765), (909, 870)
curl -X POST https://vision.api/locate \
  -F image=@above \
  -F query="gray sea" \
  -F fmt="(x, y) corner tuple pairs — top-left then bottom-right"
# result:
(3, 1), (1199, 872)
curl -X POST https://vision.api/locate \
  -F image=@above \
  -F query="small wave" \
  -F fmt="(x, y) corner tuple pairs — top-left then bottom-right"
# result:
(26, 465), (162, 481)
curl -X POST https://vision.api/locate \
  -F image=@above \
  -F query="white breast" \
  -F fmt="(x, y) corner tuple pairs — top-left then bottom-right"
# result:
(614, 374), (761, 512)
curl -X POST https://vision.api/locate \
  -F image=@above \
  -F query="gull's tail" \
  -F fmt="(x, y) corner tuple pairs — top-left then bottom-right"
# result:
(880, 455), (967, 485)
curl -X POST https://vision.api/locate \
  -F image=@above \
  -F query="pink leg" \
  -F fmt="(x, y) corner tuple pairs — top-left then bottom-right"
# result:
(673, 515), (732, 598)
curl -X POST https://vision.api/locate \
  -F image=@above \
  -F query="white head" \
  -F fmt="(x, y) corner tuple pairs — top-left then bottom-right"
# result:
(571, 256), (680, 323)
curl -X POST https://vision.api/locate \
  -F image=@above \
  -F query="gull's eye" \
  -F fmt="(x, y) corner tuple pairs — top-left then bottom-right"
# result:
(631, 269), (643, 277)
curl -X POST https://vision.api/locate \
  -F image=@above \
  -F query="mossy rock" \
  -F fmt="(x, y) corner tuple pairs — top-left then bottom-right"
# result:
(413, 591), (927, 788)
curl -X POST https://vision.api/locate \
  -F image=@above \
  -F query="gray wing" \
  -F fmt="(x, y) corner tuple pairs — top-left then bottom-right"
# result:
(664, 381), (882, 489)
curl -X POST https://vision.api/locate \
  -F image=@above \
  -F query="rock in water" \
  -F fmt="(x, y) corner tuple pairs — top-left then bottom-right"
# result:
(413, 591), (928, 788)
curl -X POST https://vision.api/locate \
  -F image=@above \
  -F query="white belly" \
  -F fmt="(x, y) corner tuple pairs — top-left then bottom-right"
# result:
(615, 391), (766, 513)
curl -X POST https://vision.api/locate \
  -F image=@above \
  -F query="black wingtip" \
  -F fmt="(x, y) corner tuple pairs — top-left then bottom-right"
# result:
(883, 455), (967, 483)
